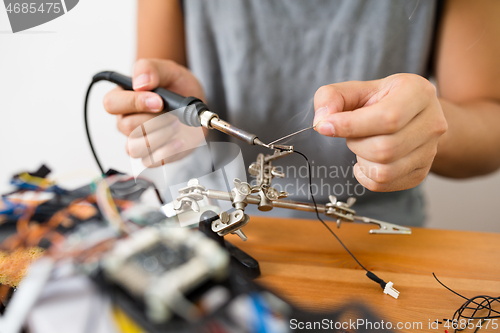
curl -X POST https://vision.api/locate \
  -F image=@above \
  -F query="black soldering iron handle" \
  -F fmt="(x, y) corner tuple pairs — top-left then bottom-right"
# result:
(92, 71), (207, 127)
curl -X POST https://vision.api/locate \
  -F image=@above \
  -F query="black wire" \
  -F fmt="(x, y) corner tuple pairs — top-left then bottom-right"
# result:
(293, 150), (387, 289)
(433, 273), (500, 316)
(154, 188), (165, 205)
(84, 79), (165, 205)
(84, 79), (105, 175)
(433, 272), (500, 332)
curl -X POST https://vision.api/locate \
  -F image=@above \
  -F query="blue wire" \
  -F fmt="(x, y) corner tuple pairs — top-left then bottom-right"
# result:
(250, 292), (270, 333)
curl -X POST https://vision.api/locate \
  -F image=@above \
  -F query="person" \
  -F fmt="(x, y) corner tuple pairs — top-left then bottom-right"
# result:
(103, 0), (500, 226)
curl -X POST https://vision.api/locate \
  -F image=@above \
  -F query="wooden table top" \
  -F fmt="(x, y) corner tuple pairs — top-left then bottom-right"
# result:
(225, 217), (500, 332)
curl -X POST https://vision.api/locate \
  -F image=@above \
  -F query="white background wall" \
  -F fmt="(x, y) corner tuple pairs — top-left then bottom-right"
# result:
(1, 0), (499, 232)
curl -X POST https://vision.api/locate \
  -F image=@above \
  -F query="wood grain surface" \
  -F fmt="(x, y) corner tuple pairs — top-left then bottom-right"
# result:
(225, 217), (500, 332)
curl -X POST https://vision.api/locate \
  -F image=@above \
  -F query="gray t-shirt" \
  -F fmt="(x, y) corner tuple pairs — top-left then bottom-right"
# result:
(182, 0), (437, 226)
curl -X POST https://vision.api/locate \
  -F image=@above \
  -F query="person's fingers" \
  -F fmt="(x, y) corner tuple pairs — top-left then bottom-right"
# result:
(314, 74), (436, 138)
(117, 111), (181, 137)
(346, 110), (431, 164)
(313, 80), (381, 121)
(353, 141), (437, 191)
(140, 139), (189, 167)
(117, 113), (155, 136)
(127, 120), (181, 159)
(133, 59), (181, 90)
(354, 163), (430, 193)
(133, 59), (204, 99)
(105, 59), (206, 166)
(140, 112), (181, 136)
(103, 87), (164, 115)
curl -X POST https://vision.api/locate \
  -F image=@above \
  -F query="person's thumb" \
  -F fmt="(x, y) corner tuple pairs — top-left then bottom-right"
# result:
(133, 59), (184, 91)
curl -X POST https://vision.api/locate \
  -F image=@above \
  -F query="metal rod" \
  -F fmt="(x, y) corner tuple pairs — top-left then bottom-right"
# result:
(272, 199), (326, 213)
(268, 125), (316, 146)
(209, 118), (257, 146)
(203, 190), (327, 213)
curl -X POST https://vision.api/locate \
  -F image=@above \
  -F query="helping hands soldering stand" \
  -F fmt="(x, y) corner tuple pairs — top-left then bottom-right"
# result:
(174, 144), (411, 241)
(172, 145), (411, 279)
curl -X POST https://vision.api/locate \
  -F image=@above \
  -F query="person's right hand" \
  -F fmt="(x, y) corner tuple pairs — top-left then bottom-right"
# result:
(103, 59), (206, 167)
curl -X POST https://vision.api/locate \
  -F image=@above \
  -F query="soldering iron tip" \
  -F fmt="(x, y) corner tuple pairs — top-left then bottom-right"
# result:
(253, 138), (272, 149)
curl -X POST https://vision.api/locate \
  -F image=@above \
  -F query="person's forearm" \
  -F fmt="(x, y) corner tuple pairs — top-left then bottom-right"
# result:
(431, 98), (500, 178)
(137, 0), (186, 65)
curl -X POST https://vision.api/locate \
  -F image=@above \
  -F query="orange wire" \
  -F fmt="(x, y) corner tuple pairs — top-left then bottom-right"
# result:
(15, 202), (36, 239)
(0, 284), (12, 304)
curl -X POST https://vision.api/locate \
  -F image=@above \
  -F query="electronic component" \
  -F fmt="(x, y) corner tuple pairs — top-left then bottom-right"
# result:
(101, 226), (229, 322)
(383, 281), (400, 299)
(0, 167), (403, 332)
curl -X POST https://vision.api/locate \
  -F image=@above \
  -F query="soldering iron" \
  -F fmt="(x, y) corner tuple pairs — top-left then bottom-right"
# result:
(90, 71), (270, 149)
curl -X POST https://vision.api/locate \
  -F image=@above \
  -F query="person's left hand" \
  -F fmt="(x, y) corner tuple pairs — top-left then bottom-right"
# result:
(313, 73), (448, 192)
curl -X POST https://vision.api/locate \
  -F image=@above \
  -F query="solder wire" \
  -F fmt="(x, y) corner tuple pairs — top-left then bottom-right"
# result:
(267, 125), (316, 146)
